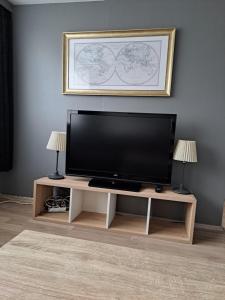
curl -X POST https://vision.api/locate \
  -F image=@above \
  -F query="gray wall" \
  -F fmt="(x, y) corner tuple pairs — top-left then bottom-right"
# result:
(0, 0), (12, 11)
(0, 0), (225, 225)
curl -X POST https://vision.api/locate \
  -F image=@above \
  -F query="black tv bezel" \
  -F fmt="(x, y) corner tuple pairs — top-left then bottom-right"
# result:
(66, 110), (177, 185)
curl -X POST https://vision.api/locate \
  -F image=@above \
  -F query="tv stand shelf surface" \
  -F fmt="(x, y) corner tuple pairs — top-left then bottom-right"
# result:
(33, 177), (197, 243)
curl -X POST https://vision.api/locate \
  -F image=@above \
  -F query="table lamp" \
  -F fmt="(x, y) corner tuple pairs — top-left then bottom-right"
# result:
(47, 131), (66, 180)
(173, 140), (197, 194)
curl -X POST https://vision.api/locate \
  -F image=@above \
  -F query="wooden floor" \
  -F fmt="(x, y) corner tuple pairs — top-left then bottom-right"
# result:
(1, 229), (225, 300)
(0, 199), (225, 299)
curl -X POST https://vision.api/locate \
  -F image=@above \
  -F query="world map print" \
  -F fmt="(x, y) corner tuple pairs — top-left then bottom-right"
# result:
(76, 44), (115, 85)
(116, 43), (159, 85)
(74, 41), (161, 86)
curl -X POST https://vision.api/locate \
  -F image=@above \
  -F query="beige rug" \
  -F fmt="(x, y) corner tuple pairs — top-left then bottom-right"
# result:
(0, 230), (224, 300)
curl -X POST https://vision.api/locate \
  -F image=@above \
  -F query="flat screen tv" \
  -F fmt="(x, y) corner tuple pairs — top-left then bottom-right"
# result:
(66, 110), (176, 192)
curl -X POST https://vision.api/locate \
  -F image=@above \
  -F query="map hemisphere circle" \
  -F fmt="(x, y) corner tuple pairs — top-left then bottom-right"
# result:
(76, 44), (116, 85)
(116, 42), (160, 85)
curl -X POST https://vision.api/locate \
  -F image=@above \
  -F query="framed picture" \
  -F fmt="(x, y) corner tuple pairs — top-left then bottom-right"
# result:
(63, 28), (176, 96)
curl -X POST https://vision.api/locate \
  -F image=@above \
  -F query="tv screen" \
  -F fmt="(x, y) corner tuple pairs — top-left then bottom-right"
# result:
(66, 111), (176, 185)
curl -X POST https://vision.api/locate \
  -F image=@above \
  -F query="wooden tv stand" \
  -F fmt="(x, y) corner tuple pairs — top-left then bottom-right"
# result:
(33, 177), (197, 244)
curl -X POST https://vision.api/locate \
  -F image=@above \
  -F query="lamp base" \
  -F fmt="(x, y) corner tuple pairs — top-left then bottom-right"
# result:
(172, 186), (190, 195)
(48, 172), (64, 180)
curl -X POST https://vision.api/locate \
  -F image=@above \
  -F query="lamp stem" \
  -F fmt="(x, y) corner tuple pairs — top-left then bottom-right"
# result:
(56, 150), (59, 174)
(179, 162), (186, 192)
(48, 150), (64, 180)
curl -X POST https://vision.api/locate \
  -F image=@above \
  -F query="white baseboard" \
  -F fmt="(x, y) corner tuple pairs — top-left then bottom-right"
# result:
(0, 193), (33, 202)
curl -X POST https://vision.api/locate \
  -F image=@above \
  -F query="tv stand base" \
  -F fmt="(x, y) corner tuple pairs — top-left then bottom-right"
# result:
(88, 178), (142, 192)
(33, 177), (197, 244)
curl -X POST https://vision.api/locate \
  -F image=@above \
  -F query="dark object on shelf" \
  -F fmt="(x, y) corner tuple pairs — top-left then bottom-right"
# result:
(89, 178), (142, 192)
(155, 185), (163, 193)
(44, 186), (70, 212)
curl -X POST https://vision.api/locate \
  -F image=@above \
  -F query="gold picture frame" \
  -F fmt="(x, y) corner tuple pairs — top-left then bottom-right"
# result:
(63, 28), (176, 96)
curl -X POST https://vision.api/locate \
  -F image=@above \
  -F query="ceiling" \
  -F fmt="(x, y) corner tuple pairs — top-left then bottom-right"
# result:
(9, 0), (103, 5)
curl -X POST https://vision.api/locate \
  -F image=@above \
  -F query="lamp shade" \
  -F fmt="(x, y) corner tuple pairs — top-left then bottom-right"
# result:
(173, 140), (197, 163)
(46, 131), (66, 152)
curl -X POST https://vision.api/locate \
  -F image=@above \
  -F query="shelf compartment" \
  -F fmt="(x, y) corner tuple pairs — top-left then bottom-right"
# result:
(72, 211), (106, 229)
(33, 184), (70, 223)
(107, 194), (150, 235)
(35, 211), (69, 223)
(148, 199), (195, 242)
(69, 189), (109, 229)
(110, 213), (147, 235)
(149, 218), (188, 242)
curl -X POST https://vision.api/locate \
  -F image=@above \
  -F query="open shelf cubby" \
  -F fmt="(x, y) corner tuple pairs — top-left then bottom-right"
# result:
(148, 199), (188, 241)
(33, 177), (197, 244)
(108, 195), (150, 235)
(110, 214), (147, 235)
(149, 218), (187, 241)
(70, 190), (108, 229)
(33, 184), (70, 223)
